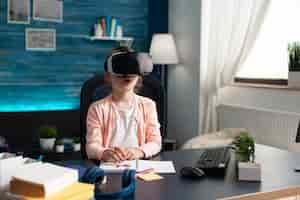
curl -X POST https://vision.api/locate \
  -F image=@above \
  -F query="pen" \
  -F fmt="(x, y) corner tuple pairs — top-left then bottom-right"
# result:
(116, 164), (131, 168)
(102, 162), (131, 168)
(137, 168), (155, 175)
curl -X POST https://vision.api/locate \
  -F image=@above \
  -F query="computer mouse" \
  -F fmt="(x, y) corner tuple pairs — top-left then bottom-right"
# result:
(180, 166), (205, 179)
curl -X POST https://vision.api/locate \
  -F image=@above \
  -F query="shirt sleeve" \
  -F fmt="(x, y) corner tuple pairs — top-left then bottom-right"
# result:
(85, 103), (108, 160)
(139, 100), (162, 158)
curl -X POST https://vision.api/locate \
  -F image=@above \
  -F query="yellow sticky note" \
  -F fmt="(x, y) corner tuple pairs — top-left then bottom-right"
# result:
(136, 172), (163, 181)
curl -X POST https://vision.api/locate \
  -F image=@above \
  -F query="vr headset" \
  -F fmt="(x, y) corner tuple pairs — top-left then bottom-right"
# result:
(72, 165), (136, 199)
(105, 51), (153, 76)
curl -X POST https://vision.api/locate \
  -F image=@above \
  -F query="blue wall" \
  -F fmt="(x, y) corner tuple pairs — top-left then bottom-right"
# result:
(0, 0), (151, 112)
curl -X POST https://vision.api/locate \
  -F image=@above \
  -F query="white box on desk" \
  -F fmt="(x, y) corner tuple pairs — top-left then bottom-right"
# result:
(0, 153), (24, 191)
(238, 162), (261, 182)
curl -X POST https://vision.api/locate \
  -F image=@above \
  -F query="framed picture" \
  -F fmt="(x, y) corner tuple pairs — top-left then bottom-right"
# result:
(7, 0), (30, 24)
(26, 29), (56, 51)
(33, 0), (63, 23)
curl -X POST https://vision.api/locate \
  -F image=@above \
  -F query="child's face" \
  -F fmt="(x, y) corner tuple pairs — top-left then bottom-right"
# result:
(110, 74), (139, 93)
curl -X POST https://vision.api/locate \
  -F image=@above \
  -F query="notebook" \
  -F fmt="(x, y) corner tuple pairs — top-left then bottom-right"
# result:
(10, 163), (78, 197)
(100, 160), (176, 174)
(7, 182), (94, 200)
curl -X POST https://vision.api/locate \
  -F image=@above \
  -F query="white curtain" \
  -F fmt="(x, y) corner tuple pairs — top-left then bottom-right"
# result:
(199, 0), (271, 134)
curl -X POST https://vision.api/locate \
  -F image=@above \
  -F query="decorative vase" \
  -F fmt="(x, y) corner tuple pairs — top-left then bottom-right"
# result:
(55, 145), (64, 153)
(39, 138), (56, 151)
(238, 162), (261, 181)
(73, 143), (81, 152)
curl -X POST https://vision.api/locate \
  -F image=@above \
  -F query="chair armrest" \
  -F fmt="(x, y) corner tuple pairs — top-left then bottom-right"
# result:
(162, 138), (177, 151)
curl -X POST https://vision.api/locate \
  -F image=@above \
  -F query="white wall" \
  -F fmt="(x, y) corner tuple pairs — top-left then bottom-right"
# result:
(168, 0), (201, 146)
(219, 86), (300, 114)
(219, 85), (300, 151)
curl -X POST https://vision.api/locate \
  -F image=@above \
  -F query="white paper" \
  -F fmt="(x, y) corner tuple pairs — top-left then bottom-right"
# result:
(100, 160), (176, 174)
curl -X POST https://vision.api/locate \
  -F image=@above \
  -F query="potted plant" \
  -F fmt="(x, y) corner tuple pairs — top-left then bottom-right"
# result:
(232, 132), (260, 181)
(288, 42), (300, 88)
(232, 132), (255, 162)
(55, 139), (64, 153)
(38, 126), (57, 151)
(72, 137), (81, 152)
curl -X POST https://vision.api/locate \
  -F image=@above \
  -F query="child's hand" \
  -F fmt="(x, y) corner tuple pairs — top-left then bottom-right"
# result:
(102, 149), (126, 162)
(113, 147), (131, 159)
(113, 147), (145, 160)
(126, 148), (145, 160)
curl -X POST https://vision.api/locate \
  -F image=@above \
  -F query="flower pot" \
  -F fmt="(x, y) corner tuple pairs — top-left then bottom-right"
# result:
(288, 71), (300, 88)
(238, 162), (261, 181)
(73, 143), (81, 152)
(55, 145), (64, 153)
(39, 138), (56, 151)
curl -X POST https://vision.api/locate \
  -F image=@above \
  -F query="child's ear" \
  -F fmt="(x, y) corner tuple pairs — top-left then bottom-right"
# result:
(104, 72), (111, 83)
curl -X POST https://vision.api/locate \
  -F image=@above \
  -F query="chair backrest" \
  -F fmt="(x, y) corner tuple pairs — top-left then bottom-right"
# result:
(296, 121), (300, 143)
(79, 74), (165, 159)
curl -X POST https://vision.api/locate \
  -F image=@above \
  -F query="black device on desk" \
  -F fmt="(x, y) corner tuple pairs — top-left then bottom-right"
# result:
(180, 166), (205, 179)
(196, 147), (231, 174)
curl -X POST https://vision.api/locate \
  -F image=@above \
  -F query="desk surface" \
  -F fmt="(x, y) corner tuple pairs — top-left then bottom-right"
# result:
(63, 144), (300, 200)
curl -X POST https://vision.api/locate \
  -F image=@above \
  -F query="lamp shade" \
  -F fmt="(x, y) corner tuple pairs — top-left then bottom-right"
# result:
(150, 34), (179, 64)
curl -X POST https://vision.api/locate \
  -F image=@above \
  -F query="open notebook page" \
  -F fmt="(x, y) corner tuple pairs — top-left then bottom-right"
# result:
(100, 160), (176, 174)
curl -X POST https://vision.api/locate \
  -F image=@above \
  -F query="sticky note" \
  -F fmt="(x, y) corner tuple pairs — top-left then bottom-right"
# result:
(136, 172), (163, 181)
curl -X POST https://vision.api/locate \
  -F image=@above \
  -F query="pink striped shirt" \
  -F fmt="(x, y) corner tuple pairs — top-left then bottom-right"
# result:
(86, 94), (162, 160)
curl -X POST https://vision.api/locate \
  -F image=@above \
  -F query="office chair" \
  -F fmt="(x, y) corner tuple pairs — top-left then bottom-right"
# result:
(79, 74), (166, 159)
(296, 121), (300, 143)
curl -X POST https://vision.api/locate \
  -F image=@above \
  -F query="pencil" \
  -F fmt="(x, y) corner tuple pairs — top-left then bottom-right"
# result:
(137, 168), (155, 175)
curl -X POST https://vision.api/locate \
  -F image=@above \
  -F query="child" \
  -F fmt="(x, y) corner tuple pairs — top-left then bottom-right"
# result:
(86, 46), (162, 162)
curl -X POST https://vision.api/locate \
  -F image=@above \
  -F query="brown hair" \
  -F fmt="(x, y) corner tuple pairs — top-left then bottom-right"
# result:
(104, 46), (133, 71)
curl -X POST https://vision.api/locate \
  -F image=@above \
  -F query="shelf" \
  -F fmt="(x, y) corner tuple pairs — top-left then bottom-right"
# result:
(57, 34), (134, 47)
(89, 36), (134, 47)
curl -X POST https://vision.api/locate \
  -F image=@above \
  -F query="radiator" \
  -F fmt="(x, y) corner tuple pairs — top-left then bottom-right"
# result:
(217, 104), (300, 152)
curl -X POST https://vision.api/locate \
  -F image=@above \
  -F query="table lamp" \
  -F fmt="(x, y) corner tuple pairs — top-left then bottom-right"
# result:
(150, 33), (179, 65)
(149, 33), (178, 140)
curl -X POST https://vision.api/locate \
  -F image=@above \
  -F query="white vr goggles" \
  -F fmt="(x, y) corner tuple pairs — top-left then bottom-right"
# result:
(105, 51), (153, 76)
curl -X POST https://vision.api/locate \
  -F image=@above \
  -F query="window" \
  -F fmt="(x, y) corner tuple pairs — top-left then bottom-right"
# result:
(235, 0), (300, 82)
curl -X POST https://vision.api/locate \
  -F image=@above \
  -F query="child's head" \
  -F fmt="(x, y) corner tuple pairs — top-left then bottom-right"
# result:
(104, 46), (141, 94)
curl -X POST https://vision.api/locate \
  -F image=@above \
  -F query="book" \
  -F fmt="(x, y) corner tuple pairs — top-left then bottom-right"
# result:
(100, 160), (176, 174)
(0, 153), (25, 190)
(7, 182), (94, 200)
(105, 16), (111, 37)
(110, 17), (116, 38)
(113, 19), (119, 37)
(94, 24), (103, 38)
(99, 17), (106, 37)
(10, 163), (78, 197)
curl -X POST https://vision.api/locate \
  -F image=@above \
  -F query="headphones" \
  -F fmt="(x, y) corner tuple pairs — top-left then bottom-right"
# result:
(79, 166), (136, 199)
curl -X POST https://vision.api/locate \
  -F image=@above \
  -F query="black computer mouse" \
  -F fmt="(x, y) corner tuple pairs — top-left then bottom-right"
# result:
(180, 166), (205, 179)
